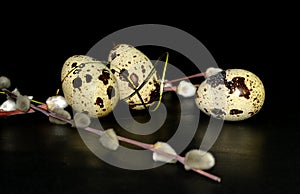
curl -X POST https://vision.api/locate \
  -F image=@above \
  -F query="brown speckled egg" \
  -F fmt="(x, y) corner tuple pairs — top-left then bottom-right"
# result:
(108, 44), (160, 110)
(61, 55), (119, 118)
(195, 69), (265, 121)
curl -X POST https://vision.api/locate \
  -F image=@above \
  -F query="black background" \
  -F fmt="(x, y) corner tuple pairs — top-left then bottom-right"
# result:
(1, 13), (299, 194)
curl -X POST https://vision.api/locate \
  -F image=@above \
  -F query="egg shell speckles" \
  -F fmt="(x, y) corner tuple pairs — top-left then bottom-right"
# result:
(108, 44), (160, 110)
(195, 69), (265, 121)
(61, 55), (119, 118)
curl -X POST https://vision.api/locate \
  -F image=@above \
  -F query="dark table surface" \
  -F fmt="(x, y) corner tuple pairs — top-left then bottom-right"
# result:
(1, 98), (299, 194)
(1, 21), (298, 194)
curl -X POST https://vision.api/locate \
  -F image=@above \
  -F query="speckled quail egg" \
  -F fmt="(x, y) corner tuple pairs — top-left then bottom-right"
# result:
(108, 44), (160, 110)
(195, 68), (265, 121)
(61, 55), (119, 118)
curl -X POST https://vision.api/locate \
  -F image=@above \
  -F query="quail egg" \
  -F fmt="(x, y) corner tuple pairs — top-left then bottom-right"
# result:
(195, 68), (265, 121)
(61, 55), (119, 118)
(108, 44), (160, 110)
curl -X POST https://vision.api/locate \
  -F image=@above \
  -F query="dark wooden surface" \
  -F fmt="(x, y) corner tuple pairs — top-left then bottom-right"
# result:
(1, 99), (298, 194)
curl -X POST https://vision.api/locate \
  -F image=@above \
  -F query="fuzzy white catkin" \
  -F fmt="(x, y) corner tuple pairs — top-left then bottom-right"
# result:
(205, 67), (223, 78)
(184, 149), (215, 170)
(16, 95), (31, 112)
(176, 81), (196, 98)
(152, 142), (177, 163)
(46, 95), (68, 111)
(163, 80), (173, 88)
(49, 107), (71, 125)
(73, 112), (91, 128)
(99, 128), (119, 151)
(10, 88), (21, 98)
(0, 76), (11, 89)
(0, 99), (16, 111)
